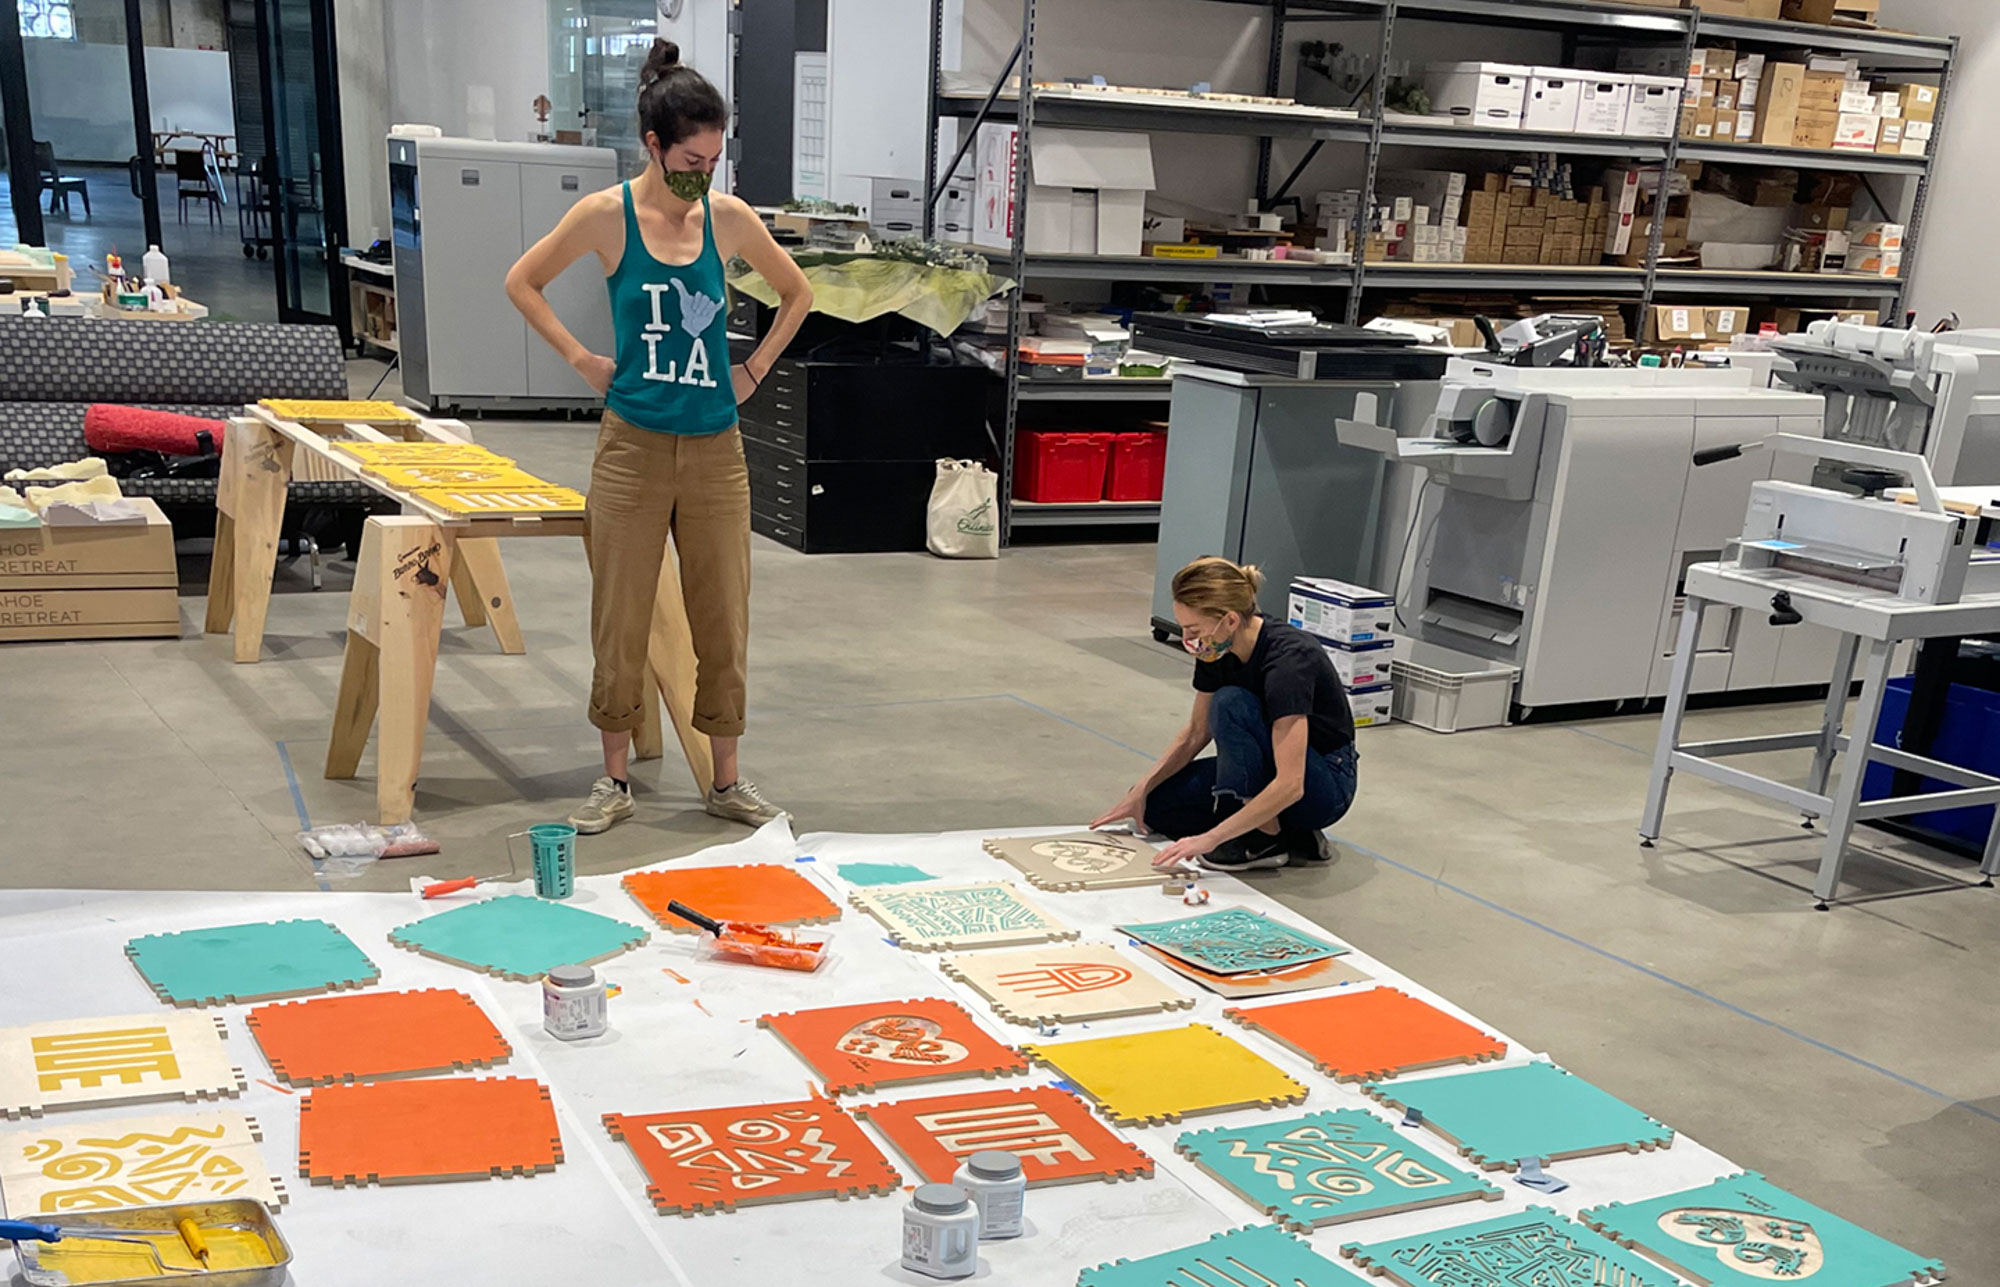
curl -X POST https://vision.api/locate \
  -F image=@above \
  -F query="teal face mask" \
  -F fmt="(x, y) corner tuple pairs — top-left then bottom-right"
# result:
(664, 167), (712, 201)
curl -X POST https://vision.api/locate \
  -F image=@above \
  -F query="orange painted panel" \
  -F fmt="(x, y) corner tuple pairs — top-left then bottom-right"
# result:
(853, 1085), (1154, 1187)
(759, 998), (1029, 1096)
(1226, 988), (1506, 1083)
(603, 1095), (901, 1216)
(622, 864), (842, 933)
(297, 1077), (562, 1186)
(247, 989), (511, 1087)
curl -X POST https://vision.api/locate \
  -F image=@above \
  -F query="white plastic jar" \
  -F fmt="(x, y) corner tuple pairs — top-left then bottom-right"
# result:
(953, 1150), (1025, 1239)
(901, 1183), (978, 1279)
(542, 964), (608, 1040)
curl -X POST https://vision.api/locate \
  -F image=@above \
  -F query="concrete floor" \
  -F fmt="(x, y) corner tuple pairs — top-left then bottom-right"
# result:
(2, 166), (282, 322)
(2, 354), (1996, 1277)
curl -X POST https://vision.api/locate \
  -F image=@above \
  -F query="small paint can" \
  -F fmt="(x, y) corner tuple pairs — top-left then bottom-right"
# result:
(901, 1184), (979, 1279)
(528, 823), (577, 898)
(953, 1150), (1025, 1240)
(542, 964), (607, 1040)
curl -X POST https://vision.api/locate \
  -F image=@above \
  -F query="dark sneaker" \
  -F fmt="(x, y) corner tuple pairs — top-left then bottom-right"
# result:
(1200, 832), (1291, 872)
(1289, 829), (1335, 862)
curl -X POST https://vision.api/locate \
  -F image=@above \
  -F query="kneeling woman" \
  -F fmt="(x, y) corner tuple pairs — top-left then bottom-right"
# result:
(1094, 557), (1359, 871)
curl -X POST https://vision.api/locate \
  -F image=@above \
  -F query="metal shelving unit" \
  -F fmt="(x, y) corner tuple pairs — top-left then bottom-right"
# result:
(922, 0), (1957, 540)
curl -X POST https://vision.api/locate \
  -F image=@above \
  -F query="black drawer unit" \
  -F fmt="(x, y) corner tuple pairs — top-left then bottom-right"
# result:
(733, 350), (991, 553)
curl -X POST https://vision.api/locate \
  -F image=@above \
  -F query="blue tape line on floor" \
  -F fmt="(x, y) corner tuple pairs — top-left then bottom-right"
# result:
(273, 741), (331, 894)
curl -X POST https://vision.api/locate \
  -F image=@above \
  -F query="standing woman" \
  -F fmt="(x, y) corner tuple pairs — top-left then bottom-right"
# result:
(507, 39), (812, 833)
(1093, 556), (1359, 871)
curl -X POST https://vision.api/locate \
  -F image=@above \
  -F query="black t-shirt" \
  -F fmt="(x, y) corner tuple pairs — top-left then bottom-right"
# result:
(1192, 619), (1355, 753)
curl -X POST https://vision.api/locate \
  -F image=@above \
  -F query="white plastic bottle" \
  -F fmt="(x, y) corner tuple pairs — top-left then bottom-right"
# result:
(142, 244), (171, 287)
(953, 1150), (1025, 1239)
(541, 964), (608, 1040)
(901, 1183), (978, 1279)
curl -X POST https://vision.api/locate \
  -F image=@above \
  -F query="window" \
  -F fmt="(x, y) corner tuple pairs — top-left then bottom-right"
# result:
(19, 1), (76, 39)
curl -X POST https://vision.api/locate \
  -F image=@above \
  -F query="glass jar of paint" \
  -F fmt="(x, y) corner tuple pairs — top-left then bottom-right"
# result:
(901, 1183), (979, 1279)
(542, 964), (607, 1040)
(953, 1150), (1025, 1239)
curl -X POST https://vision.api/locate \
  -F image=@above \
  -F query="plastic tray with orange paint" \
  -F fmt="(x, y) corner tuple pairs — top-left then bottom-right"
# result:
(1225, 987), (1506, 1083)
(247, 988), (513, 1087)
(297, 1076), (563, 1187)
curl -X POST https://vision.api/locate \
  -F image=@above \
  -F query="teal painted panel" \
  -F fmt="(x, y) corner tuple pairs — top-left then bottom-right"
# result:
(836, 862), (937, 886)
(1176, 1109), (1500, 1231)
(390, 896), (649, 981)
(1342, 1207), (1681, 1287)
(126, 919), (380, 1007)
(1581, 1172), (1946, 1286)
(1119, 908), (1348, 974)
(1362, 1061), (1673, 1170)
(1079, 1224), (1355, 1287)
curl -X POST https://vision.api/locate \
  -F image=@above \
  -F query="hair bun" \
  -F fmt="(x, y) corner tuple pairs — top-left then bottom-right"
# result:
(641, 39), (682, 87)
(1239, 563), (1265, 594)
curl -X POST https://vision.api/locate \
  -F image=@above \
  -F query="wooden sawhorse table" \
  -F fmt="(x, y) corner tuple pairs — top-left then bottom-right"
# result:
(205, 405), (705, 821)
(205, 405), (527, 664)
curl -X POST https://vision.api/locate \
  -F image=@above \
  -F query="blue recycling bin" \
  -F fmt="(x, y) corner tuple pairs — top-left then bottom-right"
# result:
(1863, 677), (2000, 854)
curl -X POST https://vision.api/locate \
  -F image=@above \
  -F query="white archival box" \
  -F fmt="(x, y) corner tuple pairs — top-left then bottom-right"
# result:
(1026, 129), (1158, 256)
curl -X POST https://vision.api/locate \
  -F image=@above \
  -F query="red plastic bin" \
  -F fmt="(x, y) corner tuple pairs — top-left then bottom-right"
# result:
(1104, 431), (1168, 501)
(1014, 431), (1112, 502)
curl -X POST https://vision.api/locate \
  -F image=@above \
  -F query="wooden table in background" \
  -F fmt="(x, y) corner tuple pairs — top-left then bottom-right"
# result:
(208, 405), (708, 823)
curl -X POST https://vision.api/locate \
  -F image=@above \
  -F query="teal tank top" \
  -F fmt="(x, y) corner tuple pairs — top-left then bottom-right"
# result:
(604, 182), (738, 436)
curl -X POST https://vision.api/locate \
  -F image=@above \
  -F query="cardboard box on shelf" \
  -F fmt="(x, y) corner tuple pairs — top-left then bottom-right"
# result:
(1024, 129), (1157, 256)
(1734, 53), (1768, 81)
(1739, 77), (1761, 109)
(1650, 304), (1711, 343)
(1800, 204), (1850, 232)
(1838, 87), (1879, 115)
(1894, 83), (1939, 121)
(1715, 81), (1741, 112)
(1756, 65), (1805, 146)
(1793, 113), (1839, 151)
(1834, 113), (1882, 150)
(1852, 247), (1901, 277)
(974, 122), (1019, 250)
(1875, 120), (1905, 152)
(1705, 306), (1750, 338)
(1426, 61), (1530, 129)
(1623, 74), (1682, 137)
(0, 499), (176, 590)
(1772, 306), (1879, 332)
(1525, 68), (1584, 132)
(1783, 0), (1840, 23)
(1701, 0), (1780, 14)
(1852, 222), (1904, 250)
(1876, 91), (1902, 119)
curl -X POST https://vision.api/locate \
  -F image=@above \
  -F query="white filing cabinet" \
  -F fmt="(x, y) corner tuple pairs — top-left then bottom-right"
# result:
(389, 135), (618, 413)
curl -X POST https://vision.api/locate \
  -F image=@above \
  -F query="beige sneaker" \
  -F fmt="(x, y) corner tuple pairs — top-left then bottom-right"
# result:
(705, 778), (789, 828)
(568, 776), (635, 834)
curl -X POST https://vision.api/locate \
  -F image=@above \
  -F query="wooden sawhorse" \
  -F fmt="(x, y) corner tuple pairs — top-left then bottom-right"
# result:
(325, 513), (711, 824)
(204, 406), (525, 663)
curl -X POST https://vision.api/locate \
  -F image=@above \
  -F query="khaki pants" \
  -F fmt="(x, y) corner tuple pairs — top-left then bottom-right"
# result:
(584, 410), (750, 738)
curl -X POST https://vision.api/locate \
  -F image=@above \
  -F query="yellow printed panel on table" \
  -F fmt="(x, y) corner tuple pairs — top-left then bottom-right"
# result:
(331, 441), (513, 468)
(364, 462), (553, 491)
(261, 399), (420, 425)
(411, 486), (588, 516)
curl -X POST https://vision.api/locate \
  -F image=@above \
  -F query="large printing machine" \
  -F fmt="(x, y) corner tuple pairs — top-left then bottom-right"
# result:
(1335, 362), (1837, 714)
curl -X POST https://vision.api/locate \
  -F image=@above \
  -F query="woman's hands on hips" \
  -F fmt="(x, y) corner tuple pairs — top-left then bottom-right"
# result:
(1151, 832), (1217, 871)
(1091, 788), (1149, 836)
(573, 352), (615, 394)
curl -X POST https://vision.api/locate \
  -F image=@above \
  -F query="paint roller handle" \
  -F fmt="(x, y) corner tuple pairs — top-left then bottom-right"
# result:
(0, 1221), (62, 1243)
(664, 900), (727, 937)
(421, 876), (480, 899)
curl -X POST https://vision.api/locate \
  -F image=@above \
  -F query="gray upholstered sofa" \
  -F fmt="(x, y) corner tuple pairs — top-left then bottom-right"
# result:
(0, 317), (395, 547)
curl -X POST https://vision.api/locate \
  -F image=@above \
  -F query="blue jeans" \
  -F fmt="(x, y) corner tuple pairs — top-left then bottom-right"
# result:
(1145, 687), (1359, 840)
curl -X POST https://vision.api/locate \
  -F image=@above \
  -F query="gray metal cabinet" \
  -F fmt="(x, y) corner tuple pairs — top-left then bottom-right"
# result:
(520, 161), (614, 402)
(1151, 371), (1420, 637)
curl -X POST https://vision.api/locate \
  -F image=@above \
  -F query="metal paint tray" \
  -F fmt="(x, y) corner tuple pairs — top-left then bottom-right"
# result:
(14, 1200), (290, 1287)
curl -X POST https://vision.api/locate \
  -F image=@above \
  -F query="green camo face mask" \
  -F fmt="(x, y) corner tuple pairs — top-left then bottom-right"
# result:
(664, 167), (712, 201)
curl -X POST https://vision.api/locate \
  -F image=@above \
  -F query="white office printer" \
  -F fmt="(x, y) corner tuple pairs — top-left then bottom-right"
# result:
(1339, 362), (1836, 712)
(1771, 323), (2000, 485)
